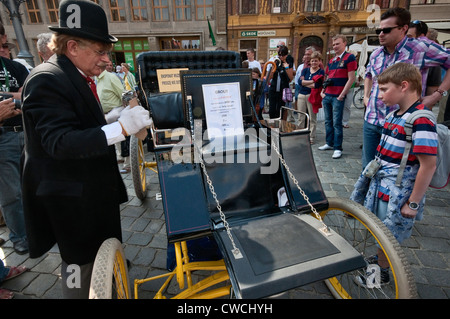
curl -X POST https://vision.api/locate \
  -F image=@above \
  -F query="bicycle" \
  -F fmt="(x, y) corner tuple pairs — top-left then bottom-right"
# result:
(353, 85), (365, 109)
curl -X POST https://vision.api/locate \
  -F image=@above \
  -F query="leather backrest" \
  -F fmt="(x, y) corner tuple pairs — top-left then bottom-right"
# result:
(137, 51), (242, 93)
(147, 92), (184, 129)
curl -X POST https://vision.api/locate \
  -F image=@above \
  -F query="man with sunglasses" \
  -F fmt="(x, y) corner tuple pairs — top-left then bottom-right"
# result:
(21, 0), (152, 298)
(361, 7), (450, 170)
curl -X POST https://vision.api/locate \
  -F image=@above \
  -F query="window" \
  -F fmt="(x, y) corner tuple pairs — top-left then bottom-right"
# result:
(305, 0), (322, 12)
(153, 0), (169, 21)
(46, 0), (59, 23)
(130, 0), (148, 21)
(241, 0), (257, 14)
(174, 0), (191, 20)
(110, 0), (126, 22)
(341, 0), (356, 10)
(160, 37), (200, 50)
(195, 0), (213, 20)
(272, 0), (289, 13)
(239, 39), (257, 61)
(26, 0), (42, 24)
(373, 0), (390, 9)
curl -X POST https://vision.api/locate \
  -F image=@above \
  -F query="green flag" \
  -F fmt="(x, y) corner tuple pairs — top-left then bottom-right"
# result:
(207, 18), (216, 46)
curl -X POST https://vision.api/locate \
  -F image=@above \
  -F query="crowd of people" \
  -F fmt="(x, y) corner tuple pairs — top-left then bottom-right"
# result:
(1, 2), (450, 299)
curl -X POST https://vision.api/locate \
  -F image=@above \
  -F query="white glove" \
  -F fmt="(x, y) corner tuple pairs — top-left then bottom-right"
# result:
(105, 106), (124, 124)
(118, 105), (152, 136)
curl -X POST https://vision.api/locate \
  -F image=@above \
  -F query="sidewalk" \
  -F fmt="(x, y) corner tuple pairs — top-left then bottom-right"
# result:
(1, 106), (449, 299)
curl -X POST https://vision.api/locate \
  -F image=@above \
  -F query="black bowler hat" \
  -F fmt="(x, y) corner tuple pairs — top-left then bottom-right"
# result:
(49, 0), (117, 43)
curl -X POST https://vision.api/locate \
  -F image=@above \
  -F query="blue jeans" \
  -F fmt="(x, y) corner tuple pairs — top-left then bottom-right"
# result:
(362, 121), (383, 169)
(0, 131), (27, 243)
(322, 95), (345, 151)
(0, 259), (9, 282)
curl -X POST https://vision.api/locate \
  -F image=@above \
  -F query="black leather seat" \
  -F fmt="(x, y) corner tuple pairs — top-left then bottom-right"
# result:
(147, 92), (184, 129)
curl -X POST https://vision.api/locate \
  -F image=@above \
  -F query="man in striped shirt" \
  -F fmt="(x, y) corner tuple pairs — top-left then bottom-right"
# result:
(362, 7), (450, 169)
(318, 35), (357, 159)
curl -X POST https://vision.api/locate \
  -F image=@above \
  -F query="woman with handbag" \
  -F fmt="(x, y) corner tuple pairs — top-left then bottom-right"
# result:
(297, 52), (325, 144)
(267, 45), (294, 119)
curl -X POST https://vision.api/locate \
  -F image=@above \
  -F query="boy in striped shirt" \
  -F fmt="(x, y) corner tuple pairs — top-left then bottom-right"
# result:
(351, 63), (437, 287)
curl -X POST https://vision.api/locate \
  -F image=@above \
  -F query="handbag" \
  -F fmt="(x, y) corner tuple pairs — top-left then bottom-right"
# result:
(282, 87), (292, 102)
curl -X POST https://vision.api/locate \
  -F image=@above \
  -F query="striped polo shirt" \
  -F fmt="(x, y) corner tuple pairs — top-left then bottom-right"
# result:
(376, 103), (438, 200)
(324, 51), (357, 97)
(365, 36), (450, 127)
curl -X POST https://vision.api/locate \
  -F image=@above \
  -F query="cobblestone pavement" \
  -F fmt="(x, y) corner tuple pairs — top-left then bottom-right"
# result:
(1, 106), (449, 299)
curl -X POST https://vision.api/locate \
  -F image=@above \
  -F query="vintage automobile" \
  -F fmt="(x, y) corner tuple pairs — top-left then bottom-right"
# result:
(89, 51), (417, 299)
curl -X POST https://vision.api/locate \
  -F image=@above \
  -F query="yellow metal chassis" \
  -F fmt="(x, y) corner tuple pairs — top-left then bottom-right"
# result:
(134, 241), (231, 299)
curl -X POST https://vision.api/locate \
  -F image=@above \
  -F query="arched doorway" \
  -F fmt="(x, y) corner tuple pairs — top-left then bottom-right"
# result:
(297, 36), (324, 66)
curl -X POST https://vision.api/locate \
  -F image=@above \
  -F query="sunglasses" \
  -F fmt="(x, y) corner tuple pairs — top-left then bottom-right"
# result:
(412, 20), (422, 25)
(375, 26), (401, 35)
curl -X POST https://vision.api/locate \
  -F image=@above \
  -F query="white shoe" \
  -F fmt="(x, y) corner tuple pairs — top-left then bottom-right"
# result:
(318, 144), (333, 151)
(332, 150), (342, 159)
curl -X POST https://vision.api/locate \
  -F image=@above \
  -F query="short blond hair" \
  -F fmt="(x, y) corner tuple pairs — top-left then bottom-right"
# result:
(310, 51), (322, 61)
(377, 63), (422, 96)
(332, 34), (347, 43)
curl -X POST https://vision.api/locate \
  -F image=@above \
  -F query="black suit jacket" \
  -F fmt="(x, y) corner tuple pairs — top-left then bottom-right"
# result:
(21, 54), (128, 265)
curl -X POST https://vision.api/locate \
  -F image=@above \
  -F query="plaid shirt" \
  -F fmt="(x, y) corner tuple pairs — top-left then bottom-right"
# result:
(365, 36), (450, 126)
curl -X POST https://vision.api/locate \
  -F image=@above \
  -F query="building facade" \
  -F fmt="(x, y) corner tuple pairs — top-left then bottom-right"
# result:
(1, 0), (227, 68)
(227, 0), (408, 66)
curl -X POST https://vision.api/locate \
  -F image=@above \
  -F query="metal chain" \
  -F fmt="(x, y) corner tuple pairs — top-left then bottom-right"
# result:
(271, 138), (331, 236)
(194, 130), (331, 261)
(195, 145), (244, 259)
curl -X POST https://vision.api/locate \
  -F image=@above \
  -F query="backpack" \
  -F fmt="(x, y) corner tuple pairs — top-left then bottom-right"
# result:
(387, 109), (450, 189)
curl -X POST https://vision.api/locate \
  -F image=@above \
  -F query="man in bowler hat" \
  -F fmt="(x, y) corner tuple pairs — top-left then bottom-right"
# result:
(21, 0), (152, 298)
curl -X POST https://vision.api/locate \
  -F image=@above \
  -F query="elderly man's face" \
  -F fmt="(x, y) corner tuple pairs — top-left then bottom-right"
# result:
(70, 40), (111, 77)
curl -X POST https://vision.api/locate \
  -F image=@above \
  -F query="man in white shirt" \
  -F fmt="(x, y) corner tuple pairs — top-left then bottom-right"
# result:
(245, 48), (261, 73)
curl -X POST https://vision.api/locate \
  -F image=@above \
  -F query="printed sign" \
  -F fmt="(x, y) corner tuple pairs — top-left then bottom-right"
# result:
(156, 68), (188, 92)
(202, 82), (244, 139)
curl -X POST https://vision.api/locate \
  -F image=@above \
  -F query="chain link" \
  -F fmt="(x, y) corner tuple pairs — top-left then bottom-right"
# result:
(194, 130), (331, 261)
(196, 145), (243, 259)
(271, 137), (331, 236)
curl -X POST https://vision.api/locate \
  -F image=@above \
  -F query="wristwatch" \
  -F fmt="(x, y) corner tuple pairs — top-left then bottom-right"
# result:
(407, 199), (419, 210)
(435, 89), (448, 97)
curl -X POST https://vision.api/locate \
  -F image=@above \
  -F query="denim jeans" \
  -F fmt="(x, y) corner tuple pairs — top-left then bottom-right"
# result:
(362, 121), (383, 169)
(0, 131), (27, 243)
(0, 259), (9, 282)
(322, 95), (345, 151)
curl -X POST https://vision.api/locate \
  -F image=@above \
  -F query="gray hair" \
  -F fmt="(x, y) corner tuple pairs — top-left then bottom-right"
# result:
(427, 28), (438, 42)
(305, 46), (316, 52)
(37, 33), (53, 53)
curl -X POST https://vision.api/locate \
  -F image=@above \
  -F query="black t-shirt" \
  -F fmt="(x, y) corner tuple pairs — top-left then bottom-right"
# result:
(1, 57), (29, 127)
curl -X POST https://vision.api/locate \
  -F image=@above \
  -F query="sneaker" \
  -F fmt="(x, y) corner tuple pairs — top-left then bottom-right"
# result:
(354, 265), (390, 288)
(318, 144), (333, 151)
(332, 150), (342, 159)
(13, 239), (29, 255)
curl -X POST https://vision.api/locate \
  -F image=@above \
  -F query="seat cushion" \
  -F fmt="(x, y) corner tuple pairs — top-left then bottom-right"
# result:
(214, 213), (366, 298)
